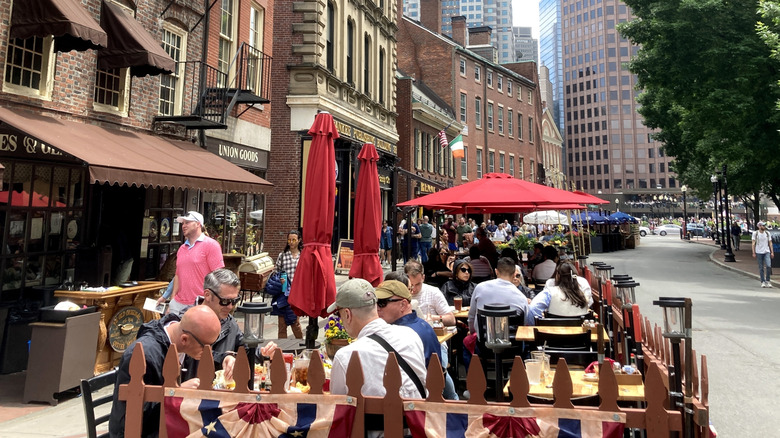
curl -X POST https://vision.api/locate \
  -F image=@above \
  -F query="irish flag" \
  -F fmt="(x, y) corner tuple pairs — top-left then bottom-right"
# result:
(449, 134), (464, 159)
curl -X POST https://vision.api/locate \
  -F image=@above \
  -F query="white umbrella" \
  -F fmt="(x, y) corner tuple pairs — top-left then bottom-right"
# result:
(522, 210), (570, 226)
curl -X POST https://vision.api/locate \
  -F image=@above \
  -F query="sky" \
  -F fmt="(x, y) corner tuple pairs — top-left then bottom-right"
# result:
(513, 0), (540, 39)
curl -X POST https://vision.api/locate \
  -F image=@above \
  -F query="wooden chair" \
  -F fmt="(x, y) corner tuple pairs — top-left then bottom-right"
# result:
(543, 349), (599, 368)
(533, 328), (592, 350)
(535, 314), (587, 326)
(80, 369), (117, 438)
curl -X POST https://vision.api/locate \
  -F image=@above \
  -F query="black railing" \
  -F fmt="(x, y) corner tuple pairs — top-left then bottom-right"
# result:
(233, 42), (272, 103)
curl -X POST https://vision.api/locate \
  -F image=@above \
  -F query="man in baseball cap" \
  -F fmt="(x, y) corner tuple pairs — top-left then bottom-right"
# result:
(327, 278), (427, 401)
(176, 211), (205, 226)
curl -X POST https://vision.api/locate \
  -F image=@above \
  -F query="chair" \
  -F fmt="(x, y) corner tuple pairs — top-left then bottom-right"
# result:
(527, 393), (601, 406)
(533, 328), (592, 350)
(80, 369), (117, 438)
(535, 315), (587, 326)
(544, 350), (599, 368)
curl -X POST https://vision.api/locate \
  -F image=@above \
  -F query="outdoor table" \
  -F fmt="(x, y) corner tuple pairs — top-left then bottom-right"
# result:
(516, 325), (607, 343)
(503, 369), (644, 401)
(260, 338), (320, 356)
(454, 307), (469, 319)
(437, 332), (454, 344)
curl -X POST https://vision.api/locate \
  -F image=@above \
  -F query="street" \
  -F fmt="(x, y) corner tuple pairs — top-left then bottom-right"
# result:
(595, 235), (780, 437)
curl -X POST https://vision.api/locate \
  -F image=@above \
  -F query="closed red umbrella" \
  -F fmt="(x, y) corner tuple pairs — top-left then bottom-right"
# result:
(288, 112), (338, 340)
(348, 143), (383, 286)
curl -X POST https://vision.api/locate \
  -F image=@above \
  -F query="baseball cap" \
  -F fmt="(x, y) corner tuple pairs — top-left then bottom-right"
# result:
(758, 221), (766, 227)
(374, 280), (411, 300)
(326, 278), (377, 313)
(176, 211), (204, 226)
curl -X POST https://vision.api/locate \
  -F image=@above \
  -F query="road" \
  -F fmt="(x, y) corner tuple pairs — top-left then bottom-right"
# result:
(594, 235), (780, 436)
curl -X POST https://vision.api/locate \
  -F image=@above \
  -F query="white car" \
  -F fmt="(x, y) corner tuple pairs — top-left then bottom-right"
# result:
(654, 224), (682, 236)
(639, 226), (650, 237)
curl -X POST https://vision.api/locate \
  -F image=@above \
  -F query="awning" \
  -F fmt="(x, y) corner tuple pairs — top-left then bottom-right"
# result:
(98, 1), (175, 77)
(0, 107), (273, 195)
(10, 0), (108, 52)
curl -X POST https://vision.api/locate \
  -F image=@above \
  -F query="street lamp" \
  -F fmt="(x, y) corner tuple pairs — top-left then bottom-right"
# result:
(615, 198), (620, 212)
(681, 185), (689, 240)
(711, 175), (721, 245)
(722, 165), (736, 262)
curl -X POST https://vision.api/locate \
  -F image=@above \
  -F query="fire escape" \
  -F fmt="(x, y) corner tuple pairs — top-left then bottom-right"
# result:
(155, 42), (271, 129)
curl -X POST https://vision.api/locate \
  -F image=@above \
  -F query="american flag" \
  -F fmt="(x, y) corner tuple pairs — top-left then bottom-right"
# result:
(164, 391), (356, 438)
(439, 130), (448, 148)
(403, 401), (625, 438)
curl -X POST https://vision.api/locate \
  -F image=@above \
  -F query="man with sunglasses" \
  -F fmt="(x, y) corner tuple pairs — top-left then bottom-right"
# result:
(109, 305), (220, 437)
(183, 268), (244, 382)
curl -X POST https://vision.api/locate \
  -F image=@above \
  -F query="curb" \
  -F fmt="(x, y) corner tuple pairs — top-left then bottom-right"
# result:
(707, 248), (776, 288)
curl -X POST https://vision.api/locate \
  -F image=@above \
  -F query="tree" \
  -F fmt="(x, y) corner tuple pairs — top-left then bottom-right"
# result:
(619, 0), (780, 221)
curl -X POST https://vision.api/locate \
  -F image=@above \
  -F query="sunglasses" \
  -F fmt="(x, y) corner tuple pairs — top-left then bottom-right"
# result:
(514, 274), (523, 279)
(182, 329), (207, 348)
(208, 288), (240, 306)
(459, 267), (472, 273)
(377, 298), (406, 308)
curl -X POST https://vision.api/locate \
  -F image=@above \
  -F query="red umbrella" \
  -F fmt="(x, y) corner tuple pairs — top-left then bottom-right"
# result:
(397, 173), (608, 209)
(288, 112), (338, 328)
(348, 143), (383, 286)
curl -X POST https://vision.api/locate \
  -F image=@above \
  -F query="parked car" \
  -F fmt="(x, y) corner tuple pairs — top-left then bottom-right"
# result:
(686, 223), (705, 237)
(654, 224), (682, 236)
(639, 226), (650, 237)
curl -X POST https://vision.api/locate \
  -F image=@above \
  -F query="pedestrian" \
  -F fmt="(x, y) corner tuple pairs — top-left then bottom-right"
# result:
(161, 211), (224, 317)
(380, 220), (393, 266)
(418, 216), (434, 263)
(400, 218), (421, 264)
(273, 230), (303, 338)
(752, 222), (774, 288)
(731, 222), (741, 251)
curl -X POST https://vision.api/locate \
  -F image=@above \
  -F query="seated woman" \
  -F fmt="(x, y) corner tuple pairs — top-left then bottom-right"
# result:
(440, 259), (476, 306)
(528, 262), (593, 321)
(465, 245), (494, 283)
(423, 247), (452, 288)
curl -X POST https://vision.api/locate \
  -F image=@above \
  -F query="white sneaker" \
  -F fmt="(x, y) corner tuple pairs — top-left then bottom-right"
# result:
(761, 282), (768, 288)
(767, 282), (773, 288)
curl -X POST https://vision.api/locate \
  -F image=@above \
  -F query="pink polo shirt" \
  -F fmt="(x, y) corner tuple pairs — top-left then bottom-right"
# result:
(174, 234), (224, 305)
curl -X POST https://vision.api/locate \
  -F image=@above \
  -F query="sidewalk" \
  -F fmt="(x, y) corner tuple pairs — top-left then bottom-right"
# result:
(689, 235), (776, 287)
(0, 266), (390, 437)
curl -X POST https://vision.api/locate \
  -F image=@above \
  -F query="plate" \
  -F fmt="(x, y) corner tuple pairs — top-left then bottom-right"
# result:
(120, 281), (139, 287)
(582, 373), (599, 382)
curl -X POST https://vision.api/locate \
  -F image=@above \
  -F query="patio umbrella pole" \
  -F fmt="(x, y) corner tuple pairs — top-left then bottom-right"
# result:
(306, 316), (317, 349)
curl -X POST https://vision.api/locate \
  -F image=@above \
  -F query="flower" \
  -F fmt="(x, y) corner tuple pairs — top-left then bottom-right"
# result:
(323, 314), (353, 344)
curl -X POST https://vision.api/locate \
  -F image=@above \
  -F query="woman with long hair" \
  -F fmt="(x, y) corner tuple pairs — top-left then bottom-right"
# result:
(271, 230), (303, 338)
(440, 259), (476, 306)
(528, 262), (592, 321)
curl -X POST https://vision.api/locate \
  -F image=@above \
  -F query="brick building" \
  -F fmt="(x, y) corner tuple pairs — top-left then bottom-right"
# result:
(265, 0), (399, 254)
(0, 0), (272, 352)
(397, 8), (547, 192)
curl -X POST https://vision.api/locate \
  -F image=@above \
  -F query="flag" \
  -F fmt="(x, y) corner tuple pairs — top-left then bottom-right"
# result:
(403, 401), (625, 438)
(449, 134), (464, 159)
(439, 130), (448, 149)
(164, 390), (356, 438)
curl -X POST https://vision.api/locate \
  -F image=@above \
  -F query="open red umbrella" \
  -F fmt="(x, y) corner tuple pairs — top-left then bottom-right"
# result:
(348, 143), (383, 286)
(288, 112), (338, 347)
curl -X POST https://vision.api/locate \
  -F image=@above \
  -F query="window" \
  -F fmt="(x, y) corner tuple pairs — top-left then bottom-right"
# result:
(219, 0), (236, 86)
(475, 97), (482, 128)
(530, 160), (535, 182)
(507, 110), (513, 136)
(414, 130), (421, 170)
(499, 152), (505, 173)
(346, 20), (354, 84)
(421, 131), (429, 171)
(159, 25), (186, 116)
(498, 106), (504, 134)
(488, 151), (495, 172)
(4, 35), (54, 97)
(246, 5), (265, 94)
(460, 93), (467, 123)
(475, 65), (481, 81)
(497, 75), (503, 91)
(364, 33), (370, 95)
(476, 148), (483, 178)
(460, 58), (466, 75)
(518, 113), (523, 139)
(509, 155), (514, 176)
(461, 146), (468, 179)
(528, 90), (533, 103)
(487, 70), (493, 87)
(378, 48), (385, 104)
(519, 157), (525, 179)
(487, 103), (494, 131)
(528, 117), (534, 142)
(94, 67), (130, 112)
(507, 80), (512, 95)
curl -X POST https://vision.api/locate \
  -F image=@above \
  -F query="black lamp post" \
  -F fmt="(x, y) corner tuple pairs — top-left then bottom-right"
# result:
(722, 165), (736, 262)
(718, 174), (728, 250)
(710, 175), (721, 245)
(681, 185), (689, 240)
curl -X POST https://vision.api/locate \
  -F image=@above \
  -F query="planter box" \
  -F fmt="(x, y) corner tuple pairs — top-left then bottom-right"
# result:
(590, 236), (604, 253)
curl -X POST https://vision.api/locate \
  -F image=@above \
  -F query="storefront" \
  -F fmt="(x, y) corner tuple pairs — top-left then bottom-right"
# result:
(0, 108), (272, 302)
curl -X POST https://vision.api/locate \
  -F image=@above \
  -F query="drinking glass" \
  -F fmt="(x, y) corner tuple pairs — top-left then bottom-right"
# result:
(525, 359), (543, 385)
(531, 351), (551, 382)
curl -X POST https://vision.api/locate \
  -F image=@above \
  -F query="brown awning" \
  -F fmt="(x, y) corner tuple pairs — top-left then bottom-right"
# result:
(98, 1), (175, 77)
(10, 0), (108, 52)
(0, 108), (273, 195)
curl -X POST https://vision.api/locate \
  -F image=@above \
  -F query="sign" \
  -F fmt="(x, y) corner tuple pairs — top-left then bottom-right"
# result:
(108, 306), (144, 352)
(378, 172), (391, 190)
(334, 239), (354, 274)
(419, 182), (437, 194)
(333, 119), (397, 155)
(205, 137), (268, 170)
(0, 125), (80, 163)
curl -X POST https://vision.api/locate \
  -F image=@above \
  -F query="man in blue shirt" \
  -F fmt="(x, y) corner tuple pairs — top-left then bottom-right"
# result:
(375, 279), (458, 400)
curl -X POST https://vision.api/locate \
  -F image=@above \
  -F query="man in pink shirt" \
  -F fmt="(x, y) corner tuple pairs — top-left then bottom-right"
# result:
(166, 211), (224, 316)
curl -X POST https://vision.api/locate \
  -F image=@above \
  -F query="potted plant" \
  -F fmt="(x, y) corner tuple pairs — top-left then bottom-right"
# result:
(324, 314), (352, 359)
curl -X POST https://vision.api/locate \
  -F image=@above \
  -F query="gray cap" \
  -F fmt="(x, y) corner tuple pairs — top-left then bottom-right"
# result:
(326, 278), (377, 313)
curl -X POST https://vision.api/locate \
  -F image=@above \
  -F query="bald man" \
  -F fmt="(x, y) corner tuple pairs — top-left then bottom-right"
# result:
(109, 305), (221, 438)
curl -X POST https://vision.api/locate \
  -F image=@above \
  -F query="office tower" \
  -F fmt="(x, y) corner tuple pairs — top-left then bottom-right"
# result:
(513, 26), (538, 64)
(539, 0), (564, 135)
